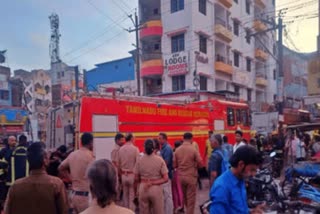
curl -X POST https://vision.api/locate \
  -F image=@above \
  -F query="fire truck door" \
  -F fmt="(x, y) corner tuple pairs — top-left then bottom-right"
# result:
(92, 115), (118, 160)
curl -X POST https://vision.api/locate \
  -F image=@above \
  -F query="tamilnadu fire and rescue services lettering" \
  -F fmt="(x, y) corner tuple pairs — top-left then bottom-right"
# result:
(165, 52), (189, 76)
(125, 105), (209, 118)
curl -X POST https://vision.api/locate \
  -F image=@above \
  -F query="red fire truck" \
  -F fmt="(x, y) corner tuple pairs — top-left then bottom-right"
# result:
(73, 95), (251, 160)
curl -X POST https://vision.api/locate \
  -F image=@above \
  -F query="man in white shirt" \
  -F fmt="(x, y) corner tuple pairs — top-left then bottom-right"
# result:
(233, 130), (246, 153)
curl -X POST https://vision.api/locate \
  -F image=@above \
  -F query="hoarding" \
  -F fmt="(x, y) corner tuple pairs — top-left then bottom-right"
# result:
(164, 51), (189, 76)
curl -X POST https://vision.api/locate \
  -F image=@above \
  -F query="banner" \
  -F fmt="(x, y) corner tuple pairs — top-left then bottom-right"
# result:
(164, 52), (189, 76)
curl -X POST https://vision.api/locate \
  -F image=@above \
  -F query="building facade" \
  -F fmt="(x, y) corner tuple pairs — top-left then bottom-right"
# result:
(14, 69), (52, 141)
(86, 57), (136, 94)
(139, 0), (277, 103)
(0, 66), (12, 106)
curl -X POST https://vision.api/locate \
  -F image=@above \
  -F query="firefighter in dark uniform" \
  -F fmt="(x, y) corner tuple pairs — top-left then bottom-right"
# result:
(0, 152), (8, 211)
(0, 136), (16, 196)
(8, 135), (29, 186)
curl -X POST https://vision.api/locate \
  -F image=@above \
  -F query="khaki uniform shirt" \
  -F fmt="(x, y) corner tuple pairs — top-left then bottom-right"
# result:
(60, 147), (94, 191)
(111, 144), (121, 167)
(174, 142), (202, 178)
(134, 154), (168, 179)
(118, 142), (139, 171)
(81, 202), (134, 214)
(4, 170), (68, 214)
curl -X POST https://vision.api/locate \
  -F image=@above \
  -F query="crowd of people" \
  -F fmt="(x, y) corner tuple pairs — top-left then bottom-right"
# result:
(0, 128), (319, 214)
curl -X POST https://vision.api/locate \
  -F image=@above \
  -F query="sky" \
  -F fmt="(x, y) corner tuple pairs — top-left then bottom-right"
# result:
(0, 0), (318, 72)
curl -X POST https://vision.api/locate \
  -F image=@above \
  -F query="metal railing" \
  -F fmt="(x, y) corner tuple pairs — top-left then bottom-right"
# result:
(215, 16), (232, 31)
(141, 52), (162, 61)
(215, 54), (232, 65)
(140, 15), (161, 24)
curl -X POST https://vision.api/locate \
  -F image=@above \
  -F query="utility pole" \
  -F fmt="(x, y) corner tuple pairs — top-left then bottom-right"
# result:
(127, 11), (144, 96)
(278, 16), (284, 103)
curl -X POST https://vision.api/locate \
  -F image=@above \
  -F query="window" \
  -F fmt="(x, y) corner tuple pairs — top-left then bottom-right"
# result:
(236, 109), (241, 124)
(172, 75), (185, 91)
(227, 108), (235, 126)
(154, 43), (160, 50)
(247, 89), (252, 101)
(245, 0), (250, 14)
(199, 0), (206, 15)
(246, 58), (251, 72)
(273, 44), (276, 55)
(57, 72), (61, 79)
(273, 69), (276, 80)
(199, 35), (207, 54)
(274, 94), (277, 101)
(171, 34), (185, 53)
(241, 109), (249, 126)
(318, 78), (320, 88)
(61, 71), (64, 77)
(200, 76), (207, 90)
(0, 90), (9, 100)
(234, 52), (240, 67)
(272, 0), (275, 6)
(246, 30), (251, 44)
(233, 20), (239, 36)
(234, 85), (240, 94)
(115, 65), (118, 69)
(234, 0), (238, 3)
(153, 8), (159, 15)
(171, 0), (184, 13)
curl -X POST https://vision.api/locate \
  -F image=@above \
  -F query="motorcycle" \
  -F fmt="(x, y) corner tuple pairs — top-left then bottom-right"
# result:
(282, 162), (320, 213)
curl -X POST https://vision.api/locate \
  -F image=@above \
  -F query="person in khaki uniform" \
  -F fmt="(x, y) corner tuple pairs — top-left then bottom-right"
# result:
(80, 159), (133, 214)
(111, 133), (125, 202)
(134, 139), (169, 214)
(59, 133), (95, 214)
(174, 132), (203, 214)
(117, 133), (140, 211)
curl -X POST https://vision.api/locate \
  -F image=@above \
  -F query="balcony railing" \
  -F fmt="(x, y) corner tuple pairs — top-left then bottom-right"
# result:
(141, 52), (162, 61)
(216, 54), (232, 65)
(140, 15), (161, 24)
(144, 86), (162, 96)
(215, 54), (233, 75)
(215, 17), (232, 31)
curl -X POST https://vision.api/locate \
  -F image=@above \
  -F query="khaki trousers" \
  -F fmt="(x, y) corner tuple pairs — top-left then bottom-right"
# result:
(163, 180), (173, 214)
(139, 183), (164, 214)
(179, 176), (197, 214)
(71, 194), (89, 214)
(121, 174), (135, 211)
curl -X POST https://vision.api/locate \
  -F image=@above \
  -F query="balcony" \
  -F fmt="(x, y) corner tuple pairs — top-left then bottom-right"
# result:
(255, 48), (268, 61)
(215, 54), (233, 75)
(255, 0), (266, 9)
(256, 77), (268, 87)
(141, 52), (162, 62)
(141, 59), (163, 77)
(215, 17), (233, 43)
(218, 0), (232, 8)
(144, 85), (162, 96)
(140, 20), (163, 40)
(253, 20), (267, 32)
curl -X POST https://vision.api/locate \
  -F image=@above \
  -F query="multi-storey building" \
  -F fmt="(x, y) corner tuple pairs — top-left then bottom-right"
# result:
(14, 69), (52, 141)
(139, 0), (277, 104)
